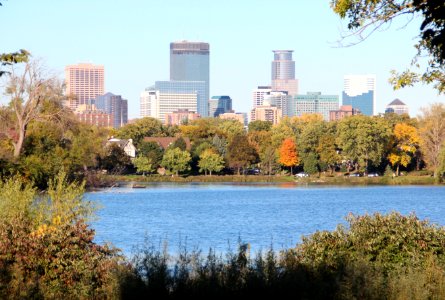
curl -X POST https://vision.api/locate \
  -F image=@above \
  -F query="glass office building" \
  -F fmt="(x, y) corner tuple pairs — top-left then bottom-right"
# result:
(209, 95), (232, 117)
(170, 41), (210, 116)
(95, 92), (128, 128)
(291, 92), (339, 121)
(342, 75), (376, 116)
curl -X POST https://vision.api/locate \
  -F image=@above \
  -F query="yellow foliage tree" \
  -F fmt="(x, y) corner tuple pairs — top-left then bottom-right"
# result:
(388, 123), (420, 176)
(278, 138), (299, 175)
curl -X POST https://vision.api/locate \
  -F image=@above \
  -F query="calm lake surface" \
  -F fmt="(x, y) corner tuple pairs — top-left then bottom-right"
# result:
(88, 183), (445, 255)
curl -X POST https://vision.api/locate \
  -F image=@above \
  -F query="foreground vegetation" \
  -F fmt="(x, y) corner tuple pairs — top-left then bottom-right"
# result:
(2, 174), (445, 299)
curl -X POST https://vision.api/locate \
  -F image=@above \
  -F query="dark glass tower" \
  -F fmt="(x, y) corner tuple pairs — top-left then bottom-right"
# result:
(170, 41), (210, 116)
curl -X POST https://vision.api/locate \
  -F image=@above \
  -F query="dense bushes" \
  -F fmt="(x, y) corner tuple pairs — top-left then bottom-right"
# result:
(120, 213), (445, 299)
(0, 173), (121, 299)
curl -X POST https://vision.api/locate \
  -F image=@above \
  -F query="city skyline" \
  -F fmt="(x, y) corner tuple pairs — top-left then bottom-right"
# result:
(2, 1), (445, 119)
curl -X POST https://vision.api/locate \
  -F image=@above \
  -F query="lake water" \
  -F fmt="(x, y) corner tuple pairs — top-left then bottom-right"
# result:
(88, 183), (445, 255)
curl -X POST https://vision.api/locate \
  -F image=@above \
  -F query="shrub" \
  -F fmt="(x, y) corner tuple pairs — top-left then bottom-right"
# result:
(0, 172), (121, 299)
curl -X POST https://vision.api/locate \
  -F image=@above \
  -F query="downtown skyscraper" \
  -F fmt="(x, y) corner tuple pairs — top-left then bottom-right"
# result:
(170, 41), (210, 116)
(65, 63), (104, 109)
(342, 74), (376, 116)
(271, 50), (298, 96)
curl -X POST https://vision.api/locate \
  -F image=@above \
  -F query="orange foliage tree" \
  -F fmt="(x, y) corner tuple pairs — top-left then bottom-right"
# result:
(278, 138), (299, 175)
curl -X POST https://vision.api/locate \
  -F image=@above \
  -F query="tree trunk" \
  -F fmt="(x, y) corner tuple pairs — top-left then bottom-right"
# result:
(209, 170), (212, 176)
(237, 167), (240, 175)
(176, 170), (179, 177)
(290, 166), (293, 175)
(13, 124), (25, 159)
(396, 164), (400, 177)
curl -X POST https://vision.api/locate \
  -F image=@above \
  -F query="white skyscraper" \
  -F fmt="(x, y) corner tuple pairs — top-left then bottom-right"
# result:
(252, 86), (272, 107)
(343, 74), (376, 116)
(140, 87), (198, 123)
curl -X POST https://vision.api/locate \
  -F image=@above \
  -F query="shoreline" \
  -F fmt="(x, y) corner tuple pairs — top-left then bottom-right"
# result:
(95, 174), (443, 188)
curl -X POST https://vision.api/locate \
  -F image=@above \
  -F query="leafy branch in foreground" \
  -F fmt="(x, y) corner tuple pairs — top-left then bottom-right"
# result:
(331, 0), (445, 92)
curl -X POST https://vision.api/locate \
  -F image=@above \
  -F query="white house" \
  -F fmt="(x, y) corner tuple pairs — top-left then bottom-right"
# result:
(106, 138), (136, 158)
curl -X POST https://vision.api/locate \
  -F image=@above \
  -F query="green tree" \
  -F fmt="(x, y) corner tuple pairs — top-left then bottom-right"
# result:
(161, 148), (191, 176)
(248, 120), (272, 132)
(260, 146), (279, 175)
(116, 117), (168, 146)
(138, 140), (164, 168)
(337, 116), (392, 172)
(100, 144), (132, 174)
(169, 137), (187, 151)
(0, 49), (30, 77)
(331, 0), (445, 92)
(198, 149), (224, 176)
(317, 134), (340, 174)
(133, 155), (154, 176)
(418, 103), (445, 177)
(212, 135), (228, 157)
(302, 152), (319, 175)
(226, 135), (258, 175)
(217, 119), (245, 142)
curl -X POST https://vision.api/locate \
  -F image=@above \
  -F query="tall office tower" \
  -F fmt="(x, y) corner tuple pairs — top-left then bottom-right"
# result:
(209, 96), (232, 117)
(95, 92), (128, 128)
(65, 63), (104, 109)
(271, 50), (298, 96)
(385, 98), (409, 115)
(170, 41), (209, 116)
(342, 74), (376, 116)
(291, 92), (339, 121)
(252, 86), (272, 107)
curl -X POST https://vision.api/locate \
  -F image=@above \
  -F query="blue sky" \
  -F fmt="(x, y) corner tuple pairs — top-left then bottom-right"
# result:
(2, 0), (445, 118)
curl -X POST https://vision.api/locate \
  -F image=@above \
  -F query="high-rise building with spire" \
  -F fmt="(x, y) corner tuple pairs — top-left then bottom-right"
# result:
(271, 50), (298, 96)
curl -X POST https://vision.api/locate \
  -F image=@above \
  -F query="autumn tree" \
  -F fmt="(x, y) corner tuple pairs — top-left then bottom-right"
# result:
(198, 149), (224, 176)
(388, 123), (420, 176)
(0, 58), (64, 158)
(331, 0), (445, 92)
(226, 135), (258, 175)
(418, 103), (445, 177)
(278, 138), (299, 175)
(161, 148), (191, 176)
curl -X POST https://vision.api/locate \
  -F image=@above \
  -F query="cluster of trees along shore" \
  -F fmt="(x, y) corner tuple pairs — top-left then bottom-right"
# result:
(1, 57), (445, 186)
(2, 0), (445, 297)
